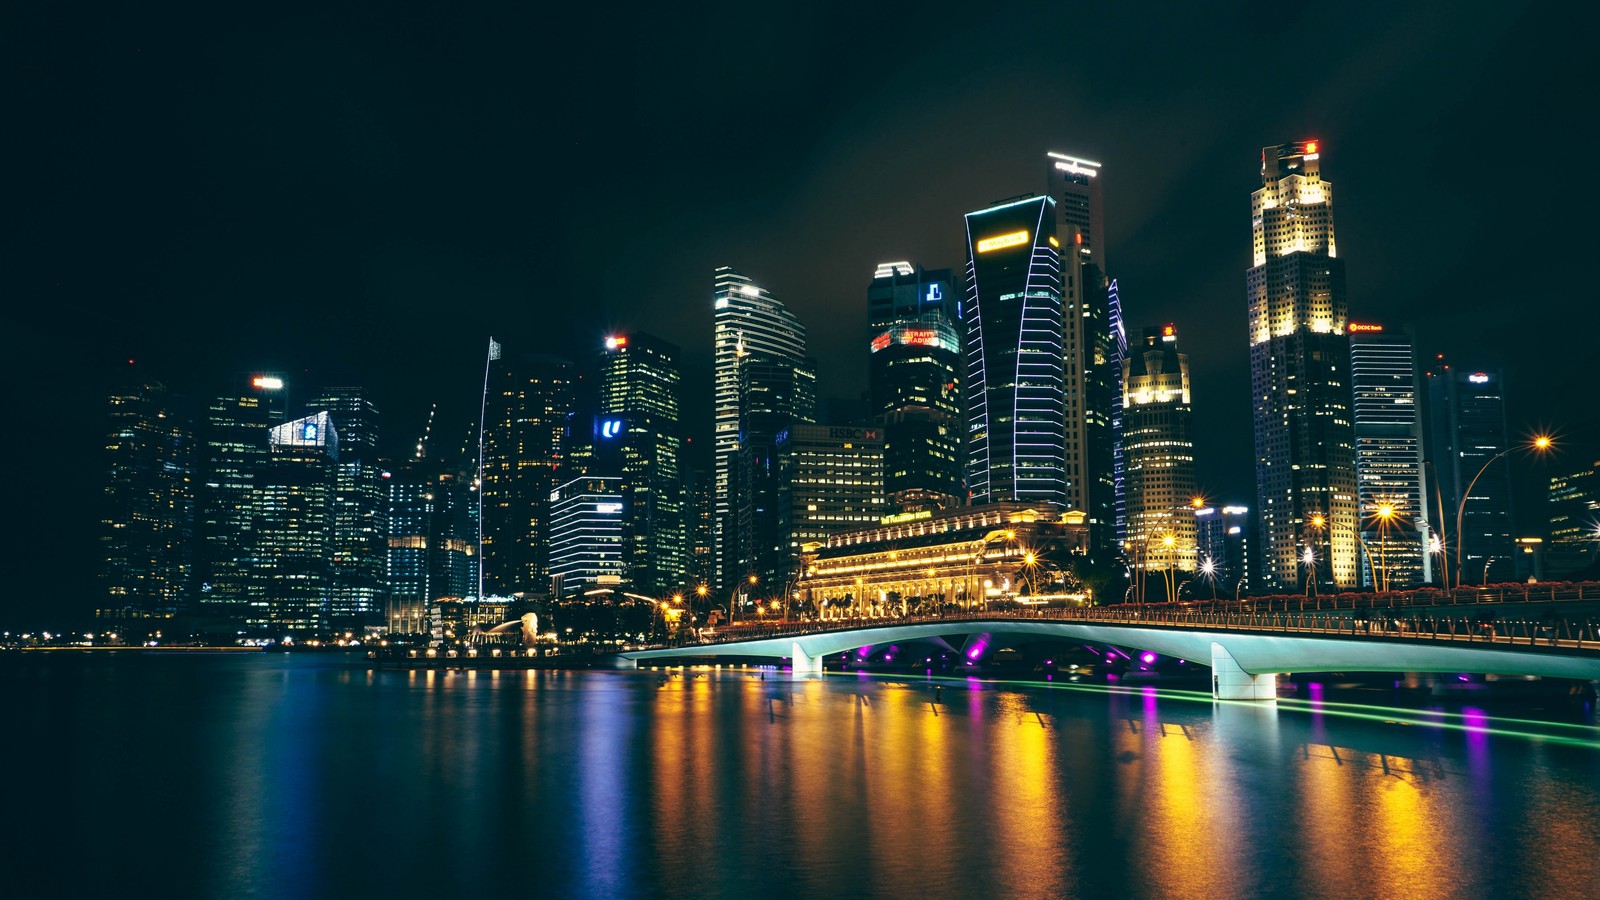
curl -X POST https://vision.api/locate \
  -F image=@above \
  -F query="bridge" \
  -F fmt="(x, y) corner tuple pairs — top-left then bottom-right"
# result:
(619, 605), (1600, 700)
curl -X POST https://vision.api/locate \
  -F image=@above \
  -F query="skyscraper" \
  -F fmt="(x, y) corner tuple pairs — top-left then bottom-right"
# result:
(1048, 152), (1118, 552)
(1247, 140), (1358, 590)
(548, 475), (624, 596)
(98, 379), (195, 619)
(1348, 324), (1429, 588)
(305, 386), (387, 626)
(713, 266), (812, 590)
(195, 373), (289, 618)
(868, 262), (963, 513)
(963, 195), (1066, 507)
(734, 355), (818, 591)
(1122, 325), (1198, 575)
(253, 412), (338, 633)
(1426, 361), (1514, 585)
(779, 424), (886, 576)
(597, 332), (687, 595)
(480, 350), (574, 597)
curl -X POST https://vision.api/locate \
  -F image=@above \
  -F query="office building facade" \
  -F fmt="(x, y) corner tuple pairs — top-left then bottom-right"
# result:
(598, 332), (687, 595)
(1547, 460), (1599, 579)
(305, 387), (387, 625)
(713, 266), (813, 590)
(1348, 325), (1430, 588)
(962, 195), (1066, 508)
(195, 373), (289, 617)
(1247, 140), (1359, 590)
(1121, 325), (1198, 573)
(779, 424), (886, 574)
(868, 262), (963, 512)
(1426, 362), (1515, 585)
(252, 412), (338, 633)
(480, 350), (574, 597)
(98, 379), (196, 618)
(548, 475), (624, 596)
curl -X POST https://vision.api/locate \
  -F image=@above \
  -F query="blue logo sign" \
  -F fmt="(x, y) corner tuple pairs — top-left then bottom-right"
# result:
(926, 284), (943, 304)
(600, 419), (623, 439)
(302, 423), (318, 441)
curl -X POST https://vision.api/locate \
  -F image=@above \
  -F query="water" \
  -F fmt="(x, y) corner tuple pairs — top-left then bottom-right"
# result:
(4, 653), (1597, 899)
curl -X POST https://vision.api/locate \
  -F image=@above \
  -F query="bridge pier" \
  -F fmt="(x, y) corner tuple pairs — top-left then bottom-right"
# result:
(790, 642), (824, 678)
(1210, 642), (1277, 701)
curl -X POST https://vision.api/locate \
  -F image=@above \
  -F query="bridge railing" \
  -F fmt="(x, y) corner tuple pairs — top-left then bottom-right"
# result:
(659, 606), (1599, 654)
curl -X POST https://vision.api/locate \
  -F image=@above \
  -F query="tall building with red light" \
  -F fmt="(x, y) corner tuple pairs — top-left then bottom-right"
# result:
(1247, 140), (1359, 591)
(867, 262), (963, 512)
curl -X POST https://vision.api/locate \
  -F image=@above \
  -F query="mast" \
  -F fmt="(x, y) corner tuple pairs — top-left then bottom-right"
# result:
(478, 337), (499, 601)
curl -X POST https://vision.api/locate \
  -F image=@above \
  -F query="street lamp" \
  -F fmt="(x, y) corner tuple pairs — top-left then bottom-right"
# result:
(1302, 546), (1317, 597)
(1161, 533), (1177, 603)
(729, 574), (757, 626)
(1199, 555), (1218, 600)
(1454, 435), (1553, 588)
(1370, 502), (1397, 592)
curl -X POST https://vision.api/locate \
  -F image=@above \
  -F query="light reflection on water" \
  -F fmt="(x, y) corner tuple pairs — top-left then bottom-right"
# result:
(4, 654), (1597, 899)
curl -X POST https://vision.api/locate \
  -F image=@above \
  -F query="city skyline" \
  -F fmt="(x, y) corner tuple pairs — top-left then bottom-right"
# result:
(11, 3), (1595, 623)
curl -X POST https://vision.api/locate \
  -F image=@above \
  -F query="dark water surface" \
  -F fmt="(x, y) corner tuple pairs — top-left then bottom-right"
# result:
(4, 653), (1598, 899)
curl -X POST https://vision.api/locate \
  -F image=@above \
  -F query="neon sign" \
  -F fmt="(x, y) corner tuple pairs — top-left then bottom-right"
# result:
(600, 419), (623, 439)
(976, 230), (1030, 253)
(1347, 323), (1383, 333)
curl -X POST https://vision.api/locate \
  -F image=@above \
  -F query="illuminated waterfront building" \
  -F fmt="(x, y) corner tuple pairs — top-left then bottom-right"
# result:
(868, 261), (963, 512)
(481, 349), (574, 597)
(962, 195), (1066, 508)
(97, 378), (195, 619)
(714, 266), (814, 591)
(1048, 152), (1119, 554)
(195, 373), (289, 617)
(1348, 324), (1429, 588)
(1247, 140), (1358, 590)
(779, 424), (886, 581)
(1121, 325), (1197, 574)
(598, 332), (686, 595)
(252, 412), (338, 633)
(548, 475), (624, 596)
(304, 387), (387, 626)
(799, 503), (1087, 612)
(1426, 361), (1514, 584)
(1546, 460), (1599, 579)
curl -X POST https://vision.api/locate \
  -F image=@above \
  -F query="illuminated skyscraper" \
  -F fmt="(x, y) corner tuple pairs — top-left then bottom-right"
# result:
(1122, 325), (1198, 574)
(480, 350), (574, 597)
(195, 373), (289, 617)
(548, 475), (624, 596)
(779, 424), (886, 576)
(1348, 325), (1429, 588)
(1046, 152), (1105, 268)
(253, 412), (338, 633)
(1426, 362), (1514, 584)
(868, 262), (963, 512)
(1247, 140), (1358, 590)
(962, 195), (1066, 507)
(713, 266), (812, 590)
(1048, 152), (1119, 552)
(98, 379), (195, 619)
(598, 332), (686, 594)
(304, 386), (386, 626)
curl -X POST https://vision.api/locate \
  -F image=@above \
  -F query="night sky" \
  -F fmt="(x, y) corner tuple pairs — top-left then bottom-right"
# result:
(9, 2), (1594, 623)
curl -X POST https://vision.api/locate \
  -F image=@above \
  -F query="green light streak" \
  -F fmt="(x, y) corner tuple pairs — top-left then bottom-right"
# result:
(822, 670), (1600, 749)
